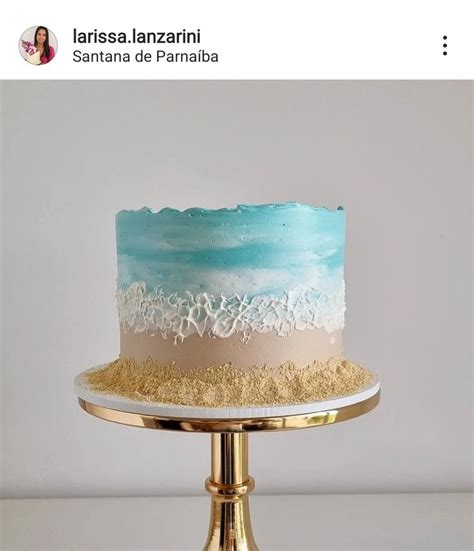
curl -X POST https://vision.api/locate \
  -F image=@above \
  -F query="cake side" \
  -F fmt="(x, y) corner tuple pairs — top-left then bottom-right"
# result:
(116, 202), (345, 369)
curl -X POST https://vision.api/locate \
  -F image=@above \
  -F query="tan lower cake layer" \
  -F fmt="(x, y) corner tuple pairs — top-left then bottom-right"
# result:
(86, 356), (374, 408)
(120, 327), (342, 370)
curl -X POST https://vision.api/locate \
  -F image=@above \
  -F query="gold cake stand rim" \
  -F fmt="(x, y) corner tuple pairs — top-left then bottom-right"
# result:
(78, 388), (380, 432)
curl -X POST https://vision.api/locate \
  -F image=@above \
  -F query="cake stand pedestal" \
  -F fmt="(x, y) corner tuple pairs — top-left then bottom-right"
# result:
(75, 369), (380, 551)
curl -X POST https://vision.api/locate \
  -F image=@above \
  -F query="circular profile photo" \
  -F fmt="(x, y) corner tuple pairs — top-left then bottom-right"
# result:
(19, 26), (58, 65)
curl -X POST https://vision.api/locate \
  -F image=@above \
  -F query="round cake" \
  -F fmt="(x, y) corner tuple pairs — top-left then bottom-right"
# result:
(86, 202), (374, 407)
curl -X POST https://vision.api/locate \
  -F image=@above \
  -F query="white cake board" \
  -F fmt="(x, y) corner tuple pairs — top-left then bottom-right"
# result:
(74, 364), (380, 420)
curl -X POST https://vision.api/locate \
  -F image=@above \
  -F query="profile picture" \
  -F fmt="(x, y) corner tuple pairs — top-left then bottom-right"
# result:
(19, 26), (57, 65)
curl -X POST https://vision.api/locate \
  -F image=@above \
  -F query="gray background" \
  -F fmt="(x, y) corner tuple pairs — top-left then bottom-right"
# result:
(1, 81), (472, 498)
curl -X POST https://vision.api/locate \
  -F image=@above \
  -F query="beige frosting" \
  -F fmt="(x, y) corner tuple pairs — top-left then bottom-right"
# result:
(120, 327), (342, 370)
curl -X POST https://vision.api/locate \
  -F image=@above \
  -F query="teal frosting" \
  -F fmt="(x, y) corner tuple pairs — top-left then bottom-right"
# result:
(116, 202), (345, 298)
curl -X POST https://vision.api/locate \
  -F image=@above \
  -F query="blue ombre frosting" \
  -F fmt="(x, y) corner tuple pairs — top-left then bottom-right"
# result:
(115, 202), (346, 340)
(116, 202), (345, 298)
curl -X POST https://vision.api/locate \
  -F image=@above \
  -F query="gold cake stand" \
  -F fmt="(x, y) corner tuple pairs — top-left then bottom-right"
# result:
(76, 379), (380, 551)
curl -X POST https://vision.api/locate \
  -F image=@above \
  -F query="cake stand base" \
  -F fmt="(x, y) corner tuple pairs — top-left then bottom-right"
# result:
(76, 372), (380, 551)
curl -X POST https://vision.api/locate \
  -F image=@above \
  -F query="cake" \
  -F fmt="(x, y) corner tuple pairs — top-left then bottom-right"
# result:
(86, 202), (374, 407)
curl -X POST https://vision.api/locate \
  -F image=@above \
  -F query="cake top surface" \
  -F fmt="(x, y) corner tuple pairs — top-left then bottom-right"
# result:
(118, 201), (343, 216)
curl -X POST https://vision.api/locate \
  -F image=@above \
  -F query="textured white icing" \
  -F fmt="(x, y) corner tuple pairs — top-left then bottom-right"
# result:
(117, 282), (345, 344)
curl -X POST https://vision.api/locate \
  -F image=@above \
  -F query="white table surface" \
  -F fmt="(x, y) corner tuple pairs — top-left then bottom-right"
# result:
(1, 493), (472, 550)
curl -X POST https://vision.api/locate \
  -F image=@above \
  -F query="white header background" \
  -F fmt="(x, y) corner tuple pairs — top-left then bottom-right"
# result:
(1, 0), (473, 79)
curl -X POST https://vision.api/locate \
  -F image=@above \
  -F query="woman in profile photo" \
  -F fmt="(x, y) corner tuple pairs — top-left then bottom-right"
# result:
(34, 26), (55, 64)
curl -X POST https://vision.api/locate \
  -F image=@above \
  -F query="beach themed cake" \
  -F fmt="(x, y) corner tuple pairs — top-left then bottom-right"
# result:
(86, 202), (374, 407)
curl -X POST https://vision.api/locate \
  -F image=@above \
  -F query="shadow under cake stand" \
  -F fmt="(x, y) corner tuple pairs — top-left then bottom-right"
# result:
(75, 365), (380, 551)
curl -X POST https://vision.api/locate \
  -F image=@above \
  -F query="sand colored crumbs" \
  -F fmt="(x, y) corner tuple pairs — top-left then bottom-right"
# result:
(86, 357), (375, 408)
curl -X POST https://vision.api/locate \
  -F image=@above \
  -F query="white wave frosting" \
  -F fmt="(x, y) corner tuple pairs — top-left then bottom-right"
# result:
(117, 282), (345, 344)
